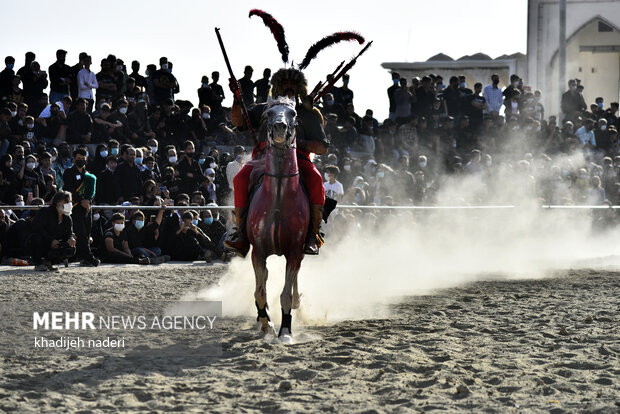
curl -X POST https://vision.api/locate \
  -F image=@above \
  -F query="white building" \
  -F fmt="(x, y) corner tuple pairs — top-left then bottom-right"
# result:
(382, 52), (527, 92)
(527, 0), (620, 117)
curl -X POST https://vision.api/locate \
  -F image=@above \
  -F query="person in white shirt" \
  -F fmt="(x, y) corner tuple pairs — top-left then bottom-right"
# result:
(225, 145), (246, 204)
(37, 95), (71, 122)
(323, 165), (344, 202)
(482, 74), (503, 117)
(77, 55), (98, 113)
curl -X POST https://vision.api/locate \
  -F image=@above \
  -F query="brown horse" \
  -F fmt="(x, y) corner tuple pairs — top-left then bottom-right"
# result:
(246, 97), (309, 341)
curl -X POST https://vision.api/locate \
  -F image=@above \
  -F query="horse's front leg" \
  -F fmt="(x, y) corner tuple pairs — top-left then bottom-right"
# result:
(251, 249), (273, 334)
(279, 253), (302, 340)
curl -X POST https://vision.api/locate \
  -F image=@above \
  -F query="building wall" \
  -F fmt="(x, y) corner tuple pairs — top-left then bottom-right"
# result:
(527, 0), (620, 117)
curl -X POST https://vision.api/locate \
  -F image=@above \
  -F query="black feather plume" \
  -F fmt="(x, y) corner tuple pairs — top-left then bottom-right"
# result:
(249, 9), (289, 63)
(299, 32), (365, 70)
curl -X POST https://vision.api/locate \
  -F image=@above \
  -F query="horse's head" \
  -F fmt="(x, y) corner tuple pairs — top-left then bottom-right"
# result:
(263, 96), (297, 149)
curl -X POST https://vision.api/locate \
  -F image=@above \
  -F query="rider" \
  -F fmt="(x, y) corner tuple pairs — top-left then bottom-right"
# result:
(224, 68), (329, 257)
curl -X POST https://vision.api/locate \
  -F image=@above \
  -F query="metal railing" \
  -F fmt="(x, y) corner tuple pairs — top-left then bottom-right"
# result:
(1, 204), (617, 211)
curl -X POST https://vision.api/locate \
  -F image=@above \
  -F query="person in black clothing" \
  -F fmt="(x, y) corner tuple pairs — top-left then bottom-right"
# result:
(69, 52), (87, 100)
(254, 68), (271, 103)
(48, 49), (71, 103)
(197, 208), (226, 259)
(152, 57), (178, 104)
(129, 60), (147, 90)
(3, 211), (35, 259)
(337, 74), (354, 107)
(209, 71), (225, 121)
(123, 210), (168, 262)
(441, 76), (461, 118)
(102, 213), (149, 264)
(177, 140), (204, 194)
(461, 83), (487, 133)
(172, 210), (211, 261)
(65, 98), (93, 144)
(29, 190), (76, 271)
(197, 75), (216, 108)
(115, 146), (142, 202)
(0, 56), (16, 101)
(95, 156), (119, 205)
(62, 147), (99, 266)
(95, 58), (117, 104)
(141, 156), (161, 183)
(238, 65), (254, 106)
(16, 52), (35, 81)
(88, 143), (108, 178)
(387, 71), (400, 121)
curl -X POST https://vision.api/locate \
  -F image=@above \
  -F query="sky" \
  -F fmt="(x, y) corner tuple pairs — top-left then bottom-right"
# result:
(2, 0), (527, 120)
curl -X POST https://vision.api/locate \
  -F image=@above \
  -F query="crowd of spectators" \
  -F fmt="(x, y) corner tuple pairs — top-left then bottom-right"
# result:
(0, 49), (619, 268)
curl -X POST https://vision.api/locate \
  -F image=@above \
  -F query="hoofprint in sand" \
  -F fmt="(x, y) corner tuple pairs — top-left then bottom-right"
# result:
(0, 262), (618, 412)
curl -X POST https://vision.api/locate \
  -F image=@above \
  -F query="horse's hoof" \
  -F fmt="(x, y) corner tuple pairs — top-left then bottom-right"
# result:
(258, 320), (276, 335)
(278, 333), (293, 344)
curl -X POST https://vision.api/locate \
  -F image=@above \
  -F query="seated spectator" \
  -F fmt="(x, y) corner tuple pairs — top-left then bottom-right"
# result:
(93, 103), (122, 143)
(199, 167), (217, 203)
(323, 165), (344, 202)
(65, 98), (93, 144)
(95, 156), (119, 206)
(171, 210), (212, 261)
(101, 212), (149, 264)
(29, 190), (76, 271)
(3, 208), (36, 259)
(123, 210), (169, 263)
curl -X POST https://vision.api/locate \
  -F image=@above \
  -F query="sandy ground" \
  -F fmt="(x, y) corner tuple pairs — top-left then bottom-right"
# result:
(0, 261), (619, 413)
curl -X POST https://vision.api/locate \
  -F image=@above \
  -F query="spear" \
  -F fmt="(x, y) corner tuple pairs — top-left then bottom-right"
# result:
(309, 60), (345, 99)
(214, 27), (257, 143)
(314, 41), (373, 104)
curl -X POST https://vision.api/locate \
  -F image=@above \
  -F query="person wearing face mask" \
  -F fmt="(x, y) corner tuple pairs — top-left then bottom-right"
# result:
(483, 74), (503, 118)
(102, 213), (149, 264)
(20, 154), (43, 199)
(29, 190), (76, 271)
(199, 167), (218, 204)
(108, 99), (133, 141)
(88, 144), (109, 178)
(123, 210), (169, 264)
(62, 147), (100, 267)
(152, 57), (178, 104)
(197, 208), (226, 258)
(595, 118), (611, 154)
(0, 56), (16, 101)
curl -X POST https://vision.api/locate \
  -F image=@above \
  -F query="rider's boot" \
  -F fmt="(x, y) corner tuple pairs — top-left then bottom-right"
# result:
(224, 207), (250, 257)
(303, 204), (323, 255)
